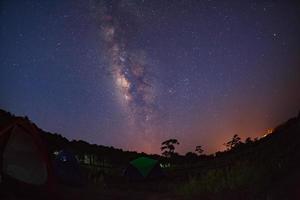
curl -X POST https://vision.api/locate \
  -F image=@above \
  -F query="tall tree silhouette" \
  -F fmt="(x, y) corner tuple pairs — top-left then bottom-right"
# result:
(161, 139), (180, 157)
(245, 137), (253, 144)
(224, 134), (241, 150)
(195, 145), (204, 155)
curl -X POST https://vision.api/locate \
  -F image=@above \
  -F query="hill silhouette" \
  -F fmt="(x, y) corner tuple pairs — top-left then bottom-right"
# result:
(0, 109), (162, 167)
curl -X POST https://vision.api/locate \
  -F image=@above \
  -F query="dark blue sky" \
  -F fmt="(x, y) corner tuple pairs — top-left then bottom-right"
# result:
(1, 0), (300, 154)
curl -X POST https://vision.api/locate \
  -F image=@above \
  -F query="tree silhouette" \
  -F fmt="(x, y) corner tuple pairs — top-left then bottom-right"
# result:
(224, 134), (241, 150)
(161, 139), (180, 158)
(245, 137), (253, 144)
(195, 145), (204, 155)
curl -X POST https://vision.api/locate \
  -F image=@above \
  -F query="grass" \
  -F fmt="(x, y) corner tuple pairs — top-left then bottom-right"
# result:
(177, 161), (268, 198)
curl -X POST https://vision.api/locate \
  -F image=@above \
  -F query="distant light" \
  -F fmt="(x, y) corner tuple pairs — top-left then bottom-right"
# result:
(160, 163), (170, 168)
(267, 128), (273, 134)
(261, 128), (273, 138)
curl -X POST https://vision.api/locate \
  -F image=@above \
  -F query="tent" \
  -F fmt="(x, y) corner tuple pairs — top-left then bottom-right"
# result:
(54, 149), (85, 186)
(0, 118), (54, 196)
(124, 157), (164, 180)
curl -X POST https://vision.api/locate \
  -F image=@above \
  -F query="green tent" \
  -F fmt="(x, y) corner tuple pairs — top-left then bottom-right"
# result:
(124, 157), (164, 179)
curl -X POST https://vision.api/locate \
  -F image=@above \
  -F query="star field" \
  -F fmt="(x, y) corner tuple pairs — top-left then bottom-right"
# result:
(1, 0), (300, 154)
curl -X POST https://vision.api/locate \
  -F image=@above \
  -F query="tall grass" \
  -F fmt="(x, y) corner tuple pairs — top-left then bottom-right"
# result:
(177, 161), (267, 197)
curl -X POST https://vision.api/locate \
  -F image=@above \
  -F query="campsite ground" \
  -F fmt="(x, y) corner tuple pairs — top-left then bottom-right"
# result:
(55, 168), (300, 200)
(56, 178), (178, 200)
(1, 157), (300, 200)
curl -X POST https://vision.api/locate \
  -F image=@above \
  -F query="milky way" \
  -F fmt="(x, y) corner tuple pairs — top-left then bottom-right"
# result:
(98, 1), (157, 146)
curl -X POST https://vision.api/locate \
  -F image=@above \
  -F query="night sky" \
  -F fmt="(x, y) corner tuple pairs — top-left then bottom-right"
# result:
(1, 0), (300, 154)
